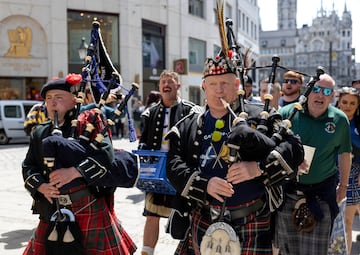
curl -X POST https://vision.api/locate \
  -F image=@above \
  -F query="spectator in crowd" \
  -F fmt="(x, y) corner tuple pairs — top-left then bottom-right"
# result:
(352, 79), (360, 91)
(145, 90), (161, 109)
(276, 73), (351, 254)
(138, 70), (195, 255)
(336, 86), (360, 253)
(279, 71), (304, 107)
(133, 99), (145, 138)
(24, 102), (48, 135)
(243, 75), (260, 103)
(259, 77), (282, 110)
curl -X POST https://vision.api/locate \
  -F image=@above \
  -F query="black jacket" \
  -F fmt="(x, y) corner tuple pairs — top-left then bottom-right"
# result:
(138, 97), (195, 150)
(22, 109), (114, 220)
(166, 102), (304, 207)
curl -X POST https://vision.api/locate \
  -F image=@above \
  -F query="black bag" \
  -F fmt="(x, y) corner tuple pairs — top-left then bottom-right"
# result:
(165, 196), (191, 240)
(165, 208), (191, 240)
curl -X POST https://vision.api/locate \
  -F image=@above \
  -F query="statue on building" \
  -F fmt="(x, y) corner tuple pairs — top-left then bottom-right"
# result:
(5, 26), (32, 58)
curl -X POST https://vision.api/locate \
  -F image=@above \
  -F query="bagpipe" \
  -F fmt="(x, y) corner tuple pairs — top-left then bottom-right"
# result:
(42, 19), (140, 194)
(212, 0), (304, 190)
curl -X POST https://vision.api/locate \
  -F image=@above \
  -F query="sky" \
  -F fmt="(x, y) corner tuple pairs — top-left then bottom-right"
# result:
(258, 0), (360, 62)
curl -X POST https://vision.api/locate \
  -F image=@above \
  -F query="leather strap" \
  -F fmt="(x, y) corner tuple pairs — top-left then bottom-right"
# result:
(58, 188), (91, 206)
(229, 198), (265, 220)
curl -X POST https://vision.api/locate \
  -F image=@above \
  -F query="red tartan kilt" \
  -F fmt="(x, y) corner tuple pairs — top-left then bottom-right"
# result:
(23, 195), (136, 255)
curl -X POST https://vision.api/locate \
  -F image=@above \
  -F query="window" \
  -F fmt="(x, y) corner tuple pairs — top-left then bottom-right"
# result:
(225, 3), (232, 20)
(189, 38), (206, 73)
(242, 13), (245, 31)
(189, 0), (204, 18)
(0, 78), (22, 100)
(0, 77), (45, 100)
(67, 11), (119, 66)
(237, 10), (241, 28)
(251, 21), (254, 38)
(4, 105), (21, 118)
(67, 11), (119, 76)
(246, 17), (249, 34)
(142, 21), (166, 69)
(213, 44), (221, 57)
(189, 86), (201, 105)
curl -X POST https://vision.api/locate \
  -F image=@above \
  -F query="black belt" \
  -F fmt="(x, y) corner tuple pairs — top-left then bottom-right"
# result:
(58, 188), (91, 206)
(208, 198), (265, 222)
(229, 198), (265, 220)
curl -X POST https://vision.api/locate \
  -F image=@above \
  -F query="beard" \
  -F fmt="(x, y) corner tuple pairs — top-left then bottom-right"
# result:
(282, 89), (299, 97)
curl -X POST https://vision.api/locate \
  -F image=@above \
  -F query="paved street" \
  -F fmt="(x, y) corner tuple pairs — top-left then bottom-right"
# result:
(0, 138), (359, 254)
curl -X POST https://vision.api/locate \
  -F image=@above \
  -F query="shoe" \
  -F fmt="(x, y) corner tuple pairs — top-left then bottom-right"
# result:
(141, 252), (149, 255)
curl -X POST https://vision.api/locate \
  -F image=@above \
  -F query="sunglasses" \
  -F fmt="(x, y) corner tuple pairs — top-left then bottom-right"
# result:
(338, 86), (358, 94)
(283, 78), (299, 84)
(312, 85), (334, 96)
(212, 119), (225, 142)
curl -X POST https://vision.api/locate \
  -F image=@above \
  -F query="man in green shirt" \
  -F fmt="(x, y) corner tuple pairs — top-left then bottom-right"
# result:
(275, 73), (351, 255)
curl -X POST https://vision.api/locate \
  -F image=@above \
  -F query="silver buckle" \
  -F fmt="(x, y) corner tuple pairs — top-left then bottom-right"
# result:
(58, 194), (72, 206)
(209, 207), (231, 221)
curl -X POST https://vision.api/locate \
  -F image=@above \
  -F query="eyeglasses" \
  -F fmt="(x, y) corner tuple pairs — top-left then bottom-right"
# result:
(283, 78), (299, 84)
(212, 119), (225, 142)
(312, 85), (334, 96)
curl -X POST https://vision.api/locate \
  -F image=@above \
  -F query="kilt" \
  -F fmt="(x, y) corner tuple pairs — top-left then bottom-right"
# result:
(143, 192), (173, 217)
(276, 194), (332, 255)
(23, 194), (137, 255)
(174, 200), (272, 255)
(346, 162), (360, 205)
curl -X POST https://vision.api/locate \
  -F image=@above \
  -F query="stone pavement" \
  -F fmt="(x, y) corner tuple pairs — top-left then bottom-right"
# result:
(0, 138), (359, 254)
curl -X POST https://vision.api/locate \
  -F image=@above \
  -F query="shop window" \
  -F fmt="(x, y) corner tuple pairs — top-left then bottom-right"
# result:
(67, 10), (119, 72)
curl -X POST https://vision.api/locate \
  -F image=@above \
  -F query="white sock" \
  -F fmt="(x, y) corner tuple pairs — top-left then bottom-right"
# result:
(142, 246), (154, 255)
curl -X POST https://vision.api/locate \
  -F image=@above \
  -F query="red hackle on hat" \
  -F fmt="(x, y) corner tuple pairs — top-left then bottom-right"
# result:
(66, 73), (82, 85)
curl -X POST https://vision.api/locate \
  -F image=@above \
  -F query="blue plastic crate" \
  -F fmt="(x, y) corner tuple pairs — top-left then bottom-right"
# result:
(132, 150), (176, 195)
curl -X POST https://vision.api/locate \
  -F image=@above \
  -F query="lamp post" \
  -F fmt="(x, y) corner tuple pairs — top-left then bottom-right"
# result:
(78, 37), (88, 62)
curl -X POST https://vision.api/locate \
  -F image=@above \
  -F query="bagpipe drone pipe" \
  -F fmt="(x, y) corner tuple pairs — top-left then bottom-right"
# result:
(213, 0), (305, 212)
(42, 20), (139, 190)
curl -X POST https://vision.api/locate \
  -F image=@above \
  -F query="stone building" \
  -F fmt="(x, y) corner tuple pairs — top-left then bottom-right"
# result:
(258, 0), (355, 89)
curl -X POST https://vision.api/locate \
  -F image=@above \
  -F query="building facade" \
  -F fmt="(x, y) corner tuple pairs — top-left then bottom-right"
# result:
(259, 1), (356, 89)
(0, 0), (261, 105)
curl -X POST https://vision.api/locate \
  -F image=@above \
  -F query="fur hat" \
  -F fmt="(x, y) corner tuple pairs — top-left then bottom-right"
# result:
(203, 55), (236, 78)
